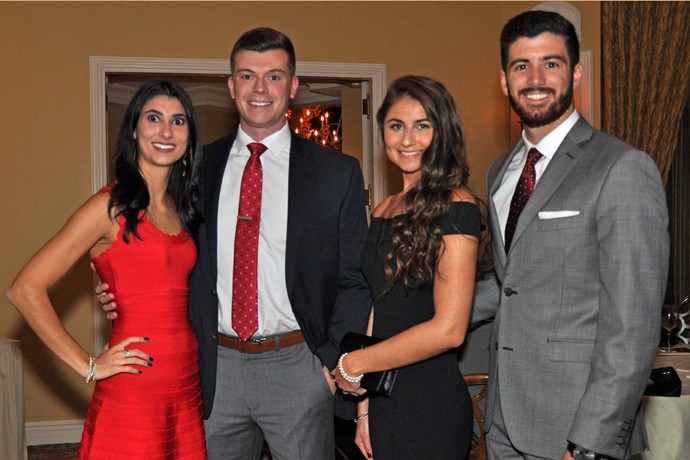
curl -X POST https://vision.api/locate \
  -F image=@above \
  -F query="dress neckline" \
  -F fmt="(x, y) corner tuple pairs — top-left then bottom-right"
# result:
(141, 214), (187, 241)
(372, 201), (477, 222)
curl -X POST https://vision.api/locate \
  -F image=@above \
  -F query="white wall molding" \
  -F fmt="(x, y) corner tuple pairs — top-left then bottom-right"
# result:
(25, 419), (84, 446)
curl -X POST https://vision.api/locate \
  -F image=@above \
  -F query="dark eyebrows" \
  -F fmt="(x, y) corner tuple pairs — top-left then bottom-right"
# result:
(508, 58), (529, 68)
(386, 117), (431, 125)
(235, 68), (288, 75)
(143, 109), (187, 119)
(542, 54), (568, 64)
(508, 54), (568, 68)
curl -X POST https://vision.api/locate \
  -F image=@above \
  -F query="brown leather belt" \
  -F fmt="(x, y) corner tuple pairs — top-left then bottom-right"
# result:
(216, 330), (305, 354)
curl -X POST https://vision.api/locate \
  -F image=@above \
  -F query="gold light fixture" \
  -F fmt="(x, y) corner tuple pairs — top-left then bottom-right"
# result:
(287, 106), (342, 150)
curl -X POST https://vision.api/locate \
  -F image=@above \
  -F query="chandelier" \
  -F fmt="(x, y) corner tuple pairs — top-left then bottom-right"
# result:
(287, 106), (342, 150)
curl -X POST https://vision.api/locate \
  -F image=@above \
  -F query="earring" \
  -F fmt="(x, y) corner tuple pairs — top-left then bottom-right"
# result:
(182, 155), (188, 178)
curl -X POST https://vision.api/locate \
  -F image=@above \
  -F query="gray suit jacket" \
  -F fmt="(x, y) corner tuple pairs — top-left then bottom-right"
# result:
(472, 118), (669, 459)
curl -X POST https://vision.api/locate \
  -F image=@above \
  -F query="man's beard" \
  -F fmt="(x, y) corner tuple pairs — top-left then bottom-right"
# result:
(508, 79), (574, 128)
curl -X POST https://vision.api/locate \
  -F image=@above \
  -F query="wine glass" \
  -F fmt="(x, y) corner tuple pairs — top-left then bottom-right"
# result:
(661, 304), (680, 351)
(675, 296), (689, 344)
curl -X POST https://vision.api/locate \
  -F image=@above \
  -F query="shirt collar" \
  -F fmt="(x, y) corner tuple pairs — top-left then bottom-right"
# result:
(521, 110), (580, 160)
(235, 123), (291, 157)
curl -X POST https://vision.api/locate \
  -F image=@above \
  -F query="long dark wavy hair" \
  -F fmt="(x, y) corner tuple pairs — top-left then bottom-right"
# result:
(376, 76), (470, 294)
(109, 79), (202, 242)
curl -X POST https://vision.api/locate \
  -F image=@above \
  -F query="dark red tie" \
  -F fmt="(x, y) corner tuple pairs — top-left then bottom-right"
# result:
(504, 148), (543, 253)
(232, 142), (267, 341)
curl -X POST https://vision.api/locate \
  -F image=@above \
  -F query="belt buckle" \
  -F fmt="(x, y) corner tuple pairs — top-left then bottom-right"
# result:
(250, 336), (268, 353)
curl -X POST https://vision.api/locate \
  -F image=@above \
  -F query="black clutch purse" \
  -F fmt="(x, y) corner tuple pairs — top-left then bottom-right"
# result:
(645, 366), (682, 397)
(340, 332), (397, 397)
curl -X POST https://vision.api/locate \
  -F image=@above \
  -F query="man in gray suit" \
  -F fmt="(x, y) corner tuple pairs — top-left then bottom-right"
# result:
(472, 11), (669, 460)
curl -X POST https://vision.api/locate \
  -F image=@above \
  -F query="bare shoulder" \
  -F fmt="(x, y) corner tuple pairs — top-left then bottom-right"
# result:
(60, 191), (119, 245)
(80, 191), (120, 254)
(79, 191), (117, 223)
(372, 195), (396, 218)
(450, 187), (477, 205)
(85, 189), (111, 210)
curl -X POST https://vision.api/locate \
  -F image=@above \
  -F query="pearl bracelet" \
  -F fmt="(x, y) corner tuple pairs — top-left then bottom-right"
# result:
(85, 356), (96, 384)
(337, 353), (363, 384)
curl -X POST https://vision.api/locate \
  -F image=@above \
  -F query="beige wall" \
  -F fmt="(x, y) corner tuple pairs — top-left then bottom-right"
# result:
(0, 1), (600, 423)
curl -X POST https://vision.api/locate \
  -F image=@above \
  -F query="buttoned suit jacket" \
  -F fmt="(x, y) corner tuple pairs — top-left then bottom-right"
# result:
(472, 118), (669, 459)
(189, 131), (372, 419)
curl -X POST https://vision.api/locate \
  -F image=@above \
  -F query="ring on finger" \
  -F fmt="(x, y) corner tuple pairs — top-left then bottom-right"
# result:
(125, 351), (131, 358)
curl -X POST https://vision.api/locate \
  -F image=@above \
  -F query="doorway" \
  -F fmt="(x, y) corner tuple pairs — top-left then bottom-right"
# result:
(105, 74), (368, 179)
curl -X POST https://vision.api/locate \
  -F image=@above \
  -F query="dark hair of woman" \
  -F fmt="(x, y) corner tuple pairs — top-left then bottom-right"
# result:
(375, 75), (470, 294)
(109, 79), (202, 242)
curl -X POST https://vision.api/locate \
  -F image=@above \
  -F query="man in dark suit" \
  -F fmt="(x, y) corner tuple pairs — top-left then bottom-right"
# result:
(472, 11), (669, 460)
(193, 28), (371, 459)
(101, 28), (371, 459)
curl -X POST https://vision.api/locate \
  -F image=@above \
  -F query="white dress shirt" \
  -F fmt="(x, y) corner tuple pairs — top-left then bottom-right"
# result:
(493, 111), (580, 243)
(217, 124), (299, 338)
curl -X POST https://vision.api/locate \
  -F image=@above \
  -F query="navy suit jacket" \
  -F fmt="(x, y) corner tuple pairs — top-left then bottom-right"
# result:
(189, 131), (372, 419)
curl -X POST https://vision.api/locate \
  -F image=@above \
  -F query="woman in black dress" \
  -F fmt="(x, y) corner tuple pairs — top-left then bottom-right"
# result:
(333, 75), (480, 459)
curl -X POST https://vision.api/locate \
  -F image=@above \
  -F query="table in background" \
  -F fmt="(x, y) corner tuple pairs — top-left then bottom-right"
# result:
(633, 351), (690, 460)
(0, 338), (27, 460)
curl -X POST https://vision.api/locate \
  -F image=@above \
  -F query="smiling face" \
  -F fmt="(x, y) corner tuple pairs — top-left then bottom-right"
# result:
(501, 32), (582, 138)
(227, 49), (299, 141)
(134, 95), (189, 172)
(383, 96), (434, 187)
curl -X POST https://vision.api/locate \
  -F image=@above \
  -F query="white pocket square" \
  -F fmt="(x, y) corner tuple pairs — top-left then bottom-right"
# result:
(538, 210), (580, 220)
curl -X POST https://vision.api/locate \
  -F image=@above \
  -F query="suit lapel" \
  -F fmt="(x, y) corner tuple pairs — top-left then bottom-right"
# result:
(285, 134), (314, 293)
(204, 134), (236, 279)
(506, 118), (594, 256)
(489, 142), (524, 269)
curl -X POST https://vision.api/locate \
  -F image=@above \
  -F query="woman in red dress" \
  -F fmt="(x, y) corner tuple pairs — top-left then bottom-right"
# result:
(8, 80), (207, 459)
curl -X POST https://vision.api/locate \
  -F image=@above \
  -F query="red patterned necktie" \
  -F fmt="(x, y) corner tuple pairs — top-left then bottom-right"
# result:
(232, 142), (267, 341)
(504, 147), (543, 253)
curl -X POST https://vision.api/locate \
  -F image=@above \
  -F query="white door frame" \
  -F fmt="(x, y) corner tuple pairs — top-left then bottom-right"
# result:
(89, 56), (386, 351)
